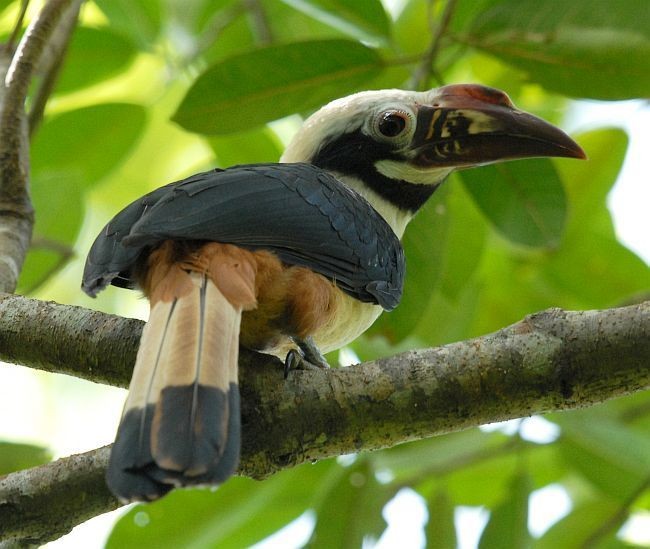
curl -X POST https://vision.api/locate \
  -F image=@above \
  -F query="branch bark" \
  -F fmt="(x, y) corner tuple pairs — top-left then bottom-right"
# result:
(0, 294), (648, 544)
(0, 0), (81, 294)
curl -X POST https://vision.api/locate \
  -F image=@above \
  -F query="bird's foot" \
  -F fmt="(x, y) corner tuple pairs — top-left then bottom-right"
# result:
(284, 336), (330, 379)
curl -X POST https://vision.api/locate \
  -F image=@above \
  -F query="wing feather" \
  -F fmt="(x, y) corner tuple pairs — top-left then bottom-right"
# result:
(82, 163), (404, 310)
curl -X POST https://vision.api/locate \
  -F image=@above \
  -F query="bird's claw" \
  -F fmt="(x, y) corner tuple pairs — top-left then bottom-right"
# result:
(284, 336), (330, 379)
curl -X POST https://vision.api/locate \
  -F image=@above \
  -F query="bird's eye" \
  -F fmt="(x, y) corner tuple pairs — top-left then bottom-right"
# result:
(377, 111), (410, 138)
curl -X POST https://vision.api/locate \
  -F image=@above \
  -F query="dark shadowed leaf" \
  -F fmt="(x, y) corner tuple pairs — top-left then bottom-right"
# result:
(55, 27), (137, 93)
(0, 442), (51, 475)
(308, 459), (392, 548)
(459, 0), (650, 99)
(172, 40), (382, 134)
(479, 471), (531, 549)
(278, 0), (390, 42)
(107, 460), (335, 548)
(459, 158), (567, 248)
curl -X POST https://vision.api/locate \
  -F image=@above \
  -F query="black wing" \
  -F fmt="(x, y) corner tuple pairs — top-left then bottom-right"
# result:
(82, 163), (405, 311)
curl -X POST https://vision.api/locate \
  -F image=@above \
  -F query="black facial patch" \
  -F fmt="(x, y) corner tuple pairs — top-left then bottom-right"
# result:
(311, 129), (439, 213)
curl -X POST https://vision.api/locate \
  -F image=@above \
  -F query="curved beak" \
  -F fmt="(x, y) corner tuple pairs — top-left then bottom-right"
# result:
(411, 84), (586, 168)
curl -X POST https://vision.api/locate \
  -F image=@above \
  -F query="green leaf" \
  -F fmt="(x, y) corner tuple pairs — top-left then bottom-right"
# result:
(459, 158), (567, 248)
(543, 128), (650, 306)
(460, 0), (650, 99)
(558, 128), (627, 235)
(32, 103), (147, 184)
(172, 40), (382, 134)
(376, 430), (526, 509)
(535, 499), (623, 549)
(107, 460), (334, 548)
(466, 128), (645, 335)
(555, 413), (650, 498)
(207, 127), (283, 166)
(55, 27), (137, 93)
(19, 104), (146, 293)
(375, 429), (504, 481)
(18, 174), (83, 294)
(479, 471), (531, 549)
(371, 187), (450, 342)
(425, 490), (457, 549)
(411, 179), (488, 345)
(278, 0), (390, 42)
(308, 459), (392, 548)
(0, 441), (51, 475)
(371, 177), (490, 347)
(94, 0), (161, 47)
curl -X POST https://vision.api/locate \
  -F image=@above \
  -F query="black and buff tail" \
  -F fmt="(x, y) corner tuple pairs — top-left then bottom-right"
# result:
(107, 243), (257, 502)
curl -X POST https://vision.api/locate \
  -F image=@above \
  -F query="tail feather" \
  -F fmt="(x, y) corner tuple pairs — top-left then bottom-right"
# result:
(151, 274), (239, 476)
(106, 243), (257, 502)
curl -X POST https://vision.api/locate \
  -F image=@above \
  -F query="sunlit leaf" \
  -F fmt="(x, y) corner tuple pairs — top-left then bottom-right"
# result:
(278, 0), (390, 42)
(19, 104), (146, 292)
(55, 27), (137, 93)
(207, 127), (283, 166)
(558, 128), (627, 234)
(32, 103), (147, 184)
(467, 128), (645, 336)
(479, 471), (531, 549)
(93, 0), (161, 47)
(18, 175), (83, 294)
(543, 128), (650, 306)
(308, 459), (392, 548)
(459, 0), (650, 99)
(0, 441), (50, 475)
(172, 40), (382, 134)
(459, 158), (567, 248)
(107, 460), (335, 548)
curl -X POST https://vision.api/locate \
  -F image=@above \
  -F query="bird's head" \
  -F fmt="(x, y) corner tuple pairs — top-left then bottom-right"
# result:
(282, 84), (585, 235)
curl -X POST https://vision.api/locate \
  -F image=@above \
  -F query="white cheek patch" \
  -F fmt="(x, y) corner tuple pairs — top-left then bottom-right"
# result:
(375, 159), (453, 185)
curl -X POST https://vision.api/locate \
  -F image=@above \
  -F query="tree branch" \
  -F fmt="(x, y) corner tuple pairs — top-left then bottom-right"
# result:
(0, 0), (81, 294)
(409, 0), (458, 90)
(0, 294), (648, 544)
(28, 0), (84, 135)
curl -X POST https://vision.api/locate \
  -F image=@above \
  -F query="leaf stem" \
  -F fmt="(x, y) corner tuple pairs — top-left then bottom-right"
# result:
(409, 0), (458, 90)
(4, 0), (30, 54)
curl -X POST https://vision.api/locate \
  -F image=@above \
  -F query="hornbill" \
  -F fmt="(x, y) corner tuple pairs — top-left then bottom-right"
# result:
(82, 84), (585, 502)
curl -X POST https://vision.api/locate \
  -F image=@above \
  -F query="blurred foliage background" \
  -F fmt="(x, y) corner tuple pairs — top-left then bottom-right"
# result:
(1, 0), (649, 547)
